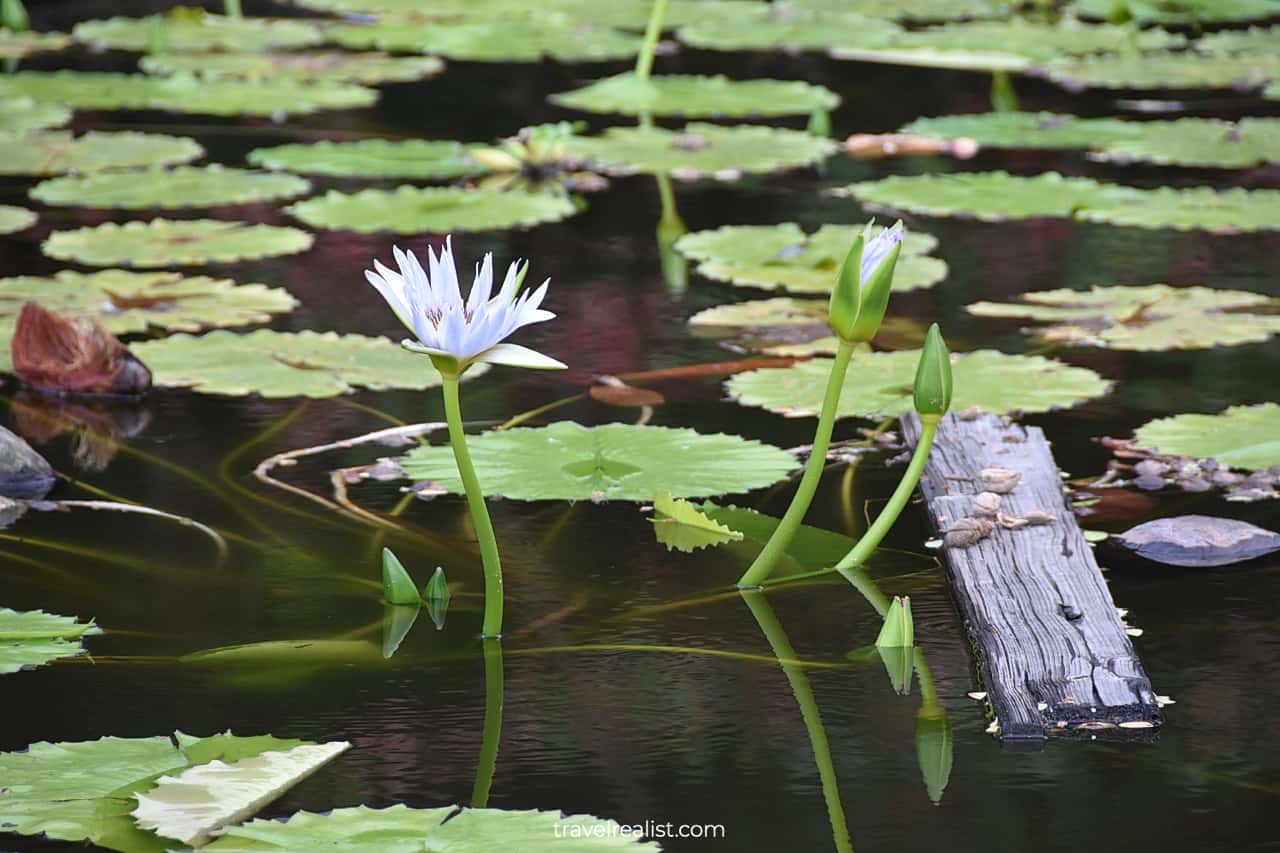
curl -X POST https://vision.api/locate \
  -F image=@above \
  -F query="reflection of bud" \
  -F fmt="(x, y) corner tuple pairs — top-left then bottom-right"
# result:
(381, 604), (419, 659)
(913, 323), (953, 417)
(874, 595), (914, 648)
(915, 702), (954, 805)
(827, 221), (903, 344)
(424, 566), (451, 630)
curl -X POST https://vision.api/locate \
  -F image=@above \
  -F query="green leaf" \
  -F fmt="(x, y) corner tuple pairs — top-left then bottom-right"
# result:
(1197, 25), (1280, 54)
(874, 595), (914, 647)
(727, 349), (1110, 418)
(0, 131), (203, 176)
(900, 111), (1144, 149)
(563, 122), (836, 178)
(0, 607), (99, 674)
(1040, 53), (1280, 91)
(1133, 403), (1280, 470)
(0, 96), (70, 133)
(0, 732), (309, 851)
(0, 72), (377, 117)
(651, 493), (744, 552)
(42, 219), (313, 268)
(0, 28), (70, 58)
(73, 14), (323, 52)
(967, 284), (1280, 350)
(676, 223), (943, 294)
(248, 139), (487, 180)
(285, 0), (757, 28)
(399, 421), (798, 501)
(132, 742), (350, 847)
(140, 51), (444, 84)
(677, 9), (901, 53)
(205, 804), (661, 851)
(287, 186), (579, 234)
(1074, 0), (1280, 24)
(791, 0), (1014, 20)
(0, 204), (35, 235)
(1079, 185), (1280, 233)
(181, 640), (382, 667)
(131, 329), (461, 398)
(550, 73), (839, 118)
(30, 165), (310, 209)
(702, 503), (856, 576)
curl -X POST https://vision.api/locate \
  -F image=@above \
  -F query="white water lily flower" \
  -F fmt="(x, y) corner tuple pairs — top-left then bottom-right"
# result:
(365, 236), (565, 375)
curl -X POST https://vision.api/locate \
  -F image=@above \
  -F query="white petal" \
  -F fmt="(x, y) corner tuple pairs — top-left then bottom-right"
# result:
(493, 259), (522, 305)
(436, 236), (463, 309)
(466, 252), (494, 317)
(476, 343), (566, 370)
(859, 222), (904, 286)
(365, 268), (413, 332)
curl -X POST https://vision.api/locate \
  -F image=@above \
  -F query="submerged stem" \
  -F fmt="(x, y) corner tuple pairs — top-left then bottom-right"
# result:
(634, 0), (669, 82)
(738, 339), (856, 587)
(442, 375), (504, 638)
(470, 638), (504, 807)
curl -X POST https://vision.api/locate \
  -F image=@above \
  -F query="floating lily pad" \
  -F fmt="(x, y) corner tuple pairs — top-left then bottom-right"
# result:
(248, 139), (487, 180)
(564, 122), (835, 178)
(1197, 25), (1280, 54)
(791, 0), (1014, 20)
(1040, 53), (1280, 91)
(0, 131), (203, 176)
(73, 14), (323, 52)
(728, 349), (1110, 418)
(1074, 0), (1280, 24)
(689, 296), (827, 330)
(31, 166), (311, 210)
(288, 186), (578, 234)
(1133, 403), (1280, 470)
(651, 493), (744, 552)
(0, 608), (98, 675)
(132, 330), (456, 398)
(1113, 515), (1280, 567)
(43, 219), (313, 268)
(0, 72), (377, 117)
(677, 9), (901, 53)
(203, 805), (660, 852)
(550, 73), (840, 118)
(288, 0), (756, 28)
(326, 15), (641, 62)
(0, 732), (309, 852)
(676, 223), (944, 294)
(0, 97), (70, 133)
(0, 29), (71, 59)
(968, 284), (1280, 350)
(0, 205), (36, 235)
(1080, 185), (1280, 233)
(901, 111), (1143, 148)
(399, 421), (798, 501)
(1090, 118), (1280, 168)
(140, 51), (444, 84)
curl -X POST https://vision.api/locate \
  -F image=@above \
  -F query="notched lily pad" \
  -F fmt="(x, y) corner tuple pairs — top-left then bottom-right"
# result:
(326, 15), (641, 62)
(0, 131), (203, 176)
(30, 165), (311, 210)
(43, 219), (314, 268)
(968, 284), (1280, 350)
(1133, 403), (1280, 470)
(132, 329), (455, 398)
(73, 14), (323, 52)
(1040, 53), (1280, 91)
(248, 138), (487, 180)
(0, 29), (72, 59)
(550, 73), (840, 118)
(140, 51), (444, 84)
(0, 607), (99, 674)
(0, 205), (36, 235)
(651, 494), (744, 552)
(1113, 515), (1280, 567)
(287, 186), (578, 233)
(398, 421), (798, 501)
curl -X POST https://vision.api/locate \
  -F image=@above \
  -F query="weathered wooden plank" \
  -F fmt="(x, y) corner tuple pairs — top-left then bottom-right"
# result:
(900, 412), (1161, 745)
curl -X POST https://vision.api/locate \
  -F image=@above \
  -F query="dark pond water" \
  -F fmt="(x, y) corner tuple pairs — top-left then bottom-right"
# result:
(2, 2), (1280, 851)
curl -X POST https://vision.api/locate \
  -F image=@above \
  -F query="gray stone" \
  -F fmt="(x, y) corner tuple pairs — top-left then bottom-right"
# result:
(1115, 515), (1280, 567)
(0, 426), (54, 500)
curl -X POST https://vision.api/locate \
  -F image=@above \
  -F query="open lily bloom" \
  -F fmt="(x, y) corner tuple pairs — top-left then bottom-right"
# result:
(365, 236), (565, 376)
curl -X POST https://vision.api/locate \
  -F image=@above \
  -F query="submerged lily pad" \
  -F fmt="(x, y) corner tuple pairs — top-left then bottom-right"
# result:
(969, 284), (1280, 350)
(326, 15), (641, 62)
(651, 493), (744, 552)
(0, 608), (98, 675)
(0, 205), (36, 235)
(288, 186), (578, 234)
(0, 29), (72, 59)
(43, 219), (313, 268)
(248, 139), (487, 180)
(551, 73), (839, 118)
(31, 166), (310, 210)
(0, 131), (203, 176)
(1074, 0), (1280, 24)
(0, 97), (71, 133)
(728, 349), (1110, 418)
(677, 9), (900, 53)
(1040, 53), (1280, 91)
(140, 51), (444, 85)
(73, 14), (323, 52)
(0, 72), (377, 117)
(676, 223), (944, 294)
(564, 122), (835, 178)
(399, 421), (798, 501)
(132, 330), (454, 398)
(1113, 515), (1280, 567)
(1133, 403), (1280, 470)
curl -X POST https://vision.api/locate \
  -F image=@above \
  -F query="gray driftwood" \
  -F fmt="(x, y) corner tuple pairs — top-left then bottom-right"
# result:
(901, 413), (1161, 745)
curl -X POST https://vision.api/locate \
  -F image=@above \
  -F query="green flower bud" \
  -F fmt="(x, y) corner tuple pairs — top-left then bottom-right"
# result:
(381, 547), (421, 606)
(828, 220), (904, 343)
(2, 0), (30, 32)
(913, 323), (953, 417)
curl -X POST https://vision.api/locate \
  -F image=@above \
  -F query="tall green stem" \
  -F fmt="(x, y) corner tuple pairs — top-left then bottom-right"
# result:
(738, 339), (856, 587)
(470, 638), (504, 806)
(634, 0), (669, 82)
(743, 592), (854, 853)
(224, 0), (242, 18)
(835, 415), (937, 571)
(442, 375), (504, 638)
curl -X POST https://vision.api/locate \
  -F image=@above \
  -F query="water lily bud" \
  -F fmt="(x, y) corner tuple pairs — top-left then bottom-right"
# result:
(468, 147), (524, 172)
(424, 566), (451, 630)
(913, 323), (953, 417)
(828, 221), (904, 343)
(2, 0), (30, 32)
(381, 547), (421, 606)
(875, 595), (914, 648)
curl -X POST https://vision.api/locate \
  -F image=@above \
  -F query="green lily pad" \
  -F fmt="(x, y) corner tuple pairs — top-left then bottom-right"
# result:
(0, 732), (310, 852)
(326, 15), (641, 62)
(0, 607), (98, 675)
(132, 329), (456, 398)
(0, 97), (71, 133)
(73, 14), (323, 52)
(247, 139), (487, 180)
(1080, 185), (1280, 233)
(0, 72), (377, 117)
(1074, 0), (1280, 24)
(676, 223), (944, 294)
(790, 0), (1014, 20)
(1134, 404), (1280, 470)
(43, 219), (314, 268)
(0, 205), (36, 235)
(288, 0), (756, 28)
(550, 73), (839, 118)
(651, 493), (744, 553)
(727, 349), (1110, 418)
(399, 421), (798, 501)
(0, 29), (72, 59)
(841, 171), (1106, 221)
(689, 296), (828, 330)
(30, 166), (311, 210)
(287, 186), (578, 234)
(1090, 118), (1280, 168)
(564, 122), (836, 178)
(1197, 25), (1280, 54)
(203, 804), (660, 852)
(1040, 52), (1280, 91)
(968, 284), (1280, 350)
(677, 9), (901, 53)
(0, 131), (203, 176)
(900, 111), (1144, 149)
(140, 51), (444, 84)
